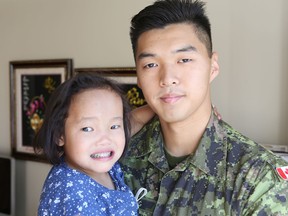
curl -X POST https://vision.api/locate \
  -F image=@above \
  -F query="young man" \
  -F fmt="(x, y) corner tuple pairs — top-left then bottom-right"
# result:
(120, 0), (288, 215)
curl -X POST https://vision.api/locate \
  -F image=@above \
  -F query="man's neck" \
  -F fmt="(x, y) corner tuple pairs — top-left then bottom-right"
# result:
(160, 105), (212, 157)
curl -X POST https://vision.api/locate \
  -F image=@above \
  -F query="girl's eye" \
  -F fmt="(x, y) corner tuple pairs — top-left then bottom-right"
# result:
(144, 63), (157, 69)
(179, 58), (192, 63)
(82, 127), (94, 132)
(111, 125), (121, 130)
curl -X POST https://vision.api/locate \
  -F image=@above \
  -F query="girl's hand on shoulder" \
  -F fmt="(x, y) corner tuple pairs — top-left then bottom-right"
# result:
(130, 105), (155, 136)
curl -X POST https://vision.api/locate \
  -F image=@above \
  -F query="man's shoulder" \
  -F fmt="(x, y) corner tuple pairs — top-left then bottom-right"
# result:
(219, 120), (267, 155)
(127, 116), (161, 152)
(218, 120), (288, 182)
(132, 116), (161, 139)
(204, 119), (287, 180)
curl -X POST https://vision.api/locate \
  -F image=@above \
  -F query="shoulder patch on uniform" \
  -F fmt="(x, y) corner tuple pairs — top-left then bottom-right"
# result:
(276, 166), (288, 180)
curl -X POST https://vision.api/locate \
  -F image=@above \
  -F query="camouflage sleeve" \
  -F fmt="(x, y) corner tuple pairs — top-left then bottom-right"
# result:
(242, 163), (288, 216)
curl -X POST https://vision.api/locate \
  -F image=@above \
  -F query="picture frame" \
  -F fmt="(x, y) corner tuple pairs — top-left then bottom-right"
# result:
(74, 67), (146, 108)
(10, 59), (73, 162)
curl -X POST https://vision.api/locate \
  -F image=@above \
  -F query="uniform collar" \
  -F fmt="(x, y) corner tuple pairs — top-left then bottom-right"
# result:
(190, 112), (228, 178)
(127, 112), (228, 177)
(126, 116), (170, 172)
(126, 116), (162, 157)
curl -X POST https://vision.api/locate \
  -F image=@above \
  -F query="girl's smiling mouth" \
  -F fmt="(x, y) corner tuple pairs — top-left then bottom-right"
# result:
(90, 151), (113, 159)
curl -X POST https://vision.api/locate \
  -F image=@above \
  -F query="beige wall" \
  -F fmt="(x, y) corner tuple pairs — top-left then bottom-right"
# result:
(0, 0), (287, 215)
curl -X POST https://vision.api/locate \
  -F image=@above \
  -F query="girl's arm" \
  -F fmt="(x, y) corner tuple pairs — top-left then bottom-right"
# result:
(130, 105), (155, 136)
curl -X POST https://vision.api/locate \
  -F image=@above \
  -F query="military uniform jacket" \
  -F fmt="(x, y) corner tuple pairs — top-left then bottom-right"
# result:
(120, 112), (288, 216)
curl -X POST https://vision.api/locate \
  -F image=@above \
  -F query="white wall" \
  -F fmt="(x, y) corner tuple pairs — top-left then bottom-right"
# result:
(0, 1), (287, 215)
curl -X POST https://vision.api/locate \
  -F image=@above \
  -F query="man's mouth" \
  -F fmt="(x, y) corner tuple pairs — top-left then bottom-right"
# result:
(90, 152), (112, 159)
(160, 94), (182, 103)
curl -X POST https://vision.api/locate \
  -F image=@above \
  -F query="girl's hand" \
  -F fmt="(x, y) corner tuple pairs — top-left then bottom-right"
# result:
(130, 105), (155, 136)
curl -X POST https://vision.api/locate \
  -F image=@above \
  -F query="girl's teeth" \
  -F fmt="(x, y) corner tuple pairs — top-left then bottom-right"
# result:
(90, 152), (111, 159)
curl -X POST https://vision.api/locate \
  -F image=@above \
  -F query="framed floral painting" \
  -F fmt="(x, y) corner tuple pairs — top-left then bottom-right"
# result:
(10, 59), (73, 161)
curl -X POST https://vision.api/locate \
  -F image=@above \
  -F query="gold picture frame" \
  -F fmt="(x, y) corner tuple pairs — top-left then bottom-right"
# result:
(74, 67), (146, 108)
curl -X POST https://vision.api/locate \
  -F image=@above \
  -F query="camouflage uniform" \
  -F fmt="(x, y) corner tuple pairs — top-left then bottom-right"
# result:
(120, 112), (288, 216)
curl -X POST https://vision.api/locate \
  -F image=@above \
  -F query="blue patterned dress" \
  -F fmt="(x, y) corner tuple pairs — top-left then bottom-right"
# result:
(38, 160), (138, 215)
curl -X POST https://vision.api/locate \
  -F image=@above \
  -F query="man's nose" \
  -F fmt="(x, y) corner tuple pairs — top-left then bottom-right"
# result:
(159, 66), (179, 87)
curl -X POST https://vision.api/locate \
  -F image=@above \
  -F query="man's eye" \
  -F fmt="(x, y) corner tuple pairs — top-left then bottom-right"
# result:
(179, 58), (192, 63)
(111, 125), (121, 130)
(82, 127), (93, 132)
(144, 63), (157, 69)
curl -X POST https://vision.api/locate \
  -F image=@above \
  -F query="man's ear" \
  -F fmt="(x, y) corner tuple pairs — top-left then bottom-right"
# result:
(209, 52), (220, 83)
(58, 136), (65, 146)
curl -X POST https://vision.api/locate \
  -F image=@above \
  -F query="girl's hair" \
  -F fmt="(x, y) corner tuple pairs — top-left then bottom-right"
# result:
(130, 0), (212, 58)
(33, 72), (131, 165)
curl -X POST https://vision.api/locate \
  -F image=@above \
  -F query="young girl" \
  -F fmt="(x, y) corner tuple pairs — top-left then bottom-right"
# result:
(33, 72), (153, 215)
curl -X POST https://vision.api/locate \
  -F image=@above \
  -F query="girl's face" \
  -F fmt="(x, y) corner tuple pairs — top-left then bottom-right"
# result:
(59, 88), (125, 179)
